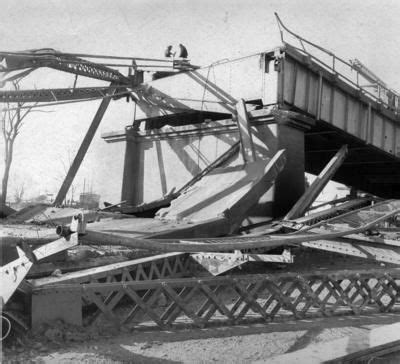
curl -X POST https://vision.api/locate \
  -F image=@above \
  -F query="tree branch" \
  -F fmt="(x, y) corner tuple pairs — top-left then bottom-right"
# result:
(2, 77), (44, 205)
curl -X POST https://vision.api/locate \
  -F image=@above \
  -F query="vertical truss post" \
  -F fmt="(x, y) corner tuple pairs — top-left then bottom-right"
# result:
(284, 144), (348, 220)
(236, 99), (256, 163)
(53, 84), (116, 206)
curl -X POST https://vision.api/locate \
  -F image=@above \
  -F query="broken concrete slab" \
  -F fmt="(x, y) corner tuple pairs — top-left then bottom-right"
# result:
(157, 150), (286, 228)
(82, 151), (286, 244)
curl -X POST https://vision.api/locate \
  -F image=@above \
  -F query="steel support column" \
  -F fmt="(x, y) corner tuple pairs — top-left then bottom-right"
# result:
(54, 85), (116, 206)
(284, 144), (348, 220)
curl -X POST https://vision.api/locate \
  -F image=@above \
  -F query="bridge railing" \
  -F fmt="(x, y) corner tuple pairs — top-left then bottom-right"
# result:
(275, 13), (400, 114)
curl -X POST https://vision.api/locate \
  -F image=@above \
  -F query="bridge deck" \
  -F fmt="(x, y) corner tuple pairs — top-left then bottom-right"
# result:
(280, 44), (400, 196)
(133, 44), (400, 197)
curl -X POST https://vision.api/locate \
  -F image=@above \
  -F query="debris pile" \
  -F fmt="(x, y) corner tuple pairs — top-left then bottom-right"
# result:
(3, 149), (400, 344)
(3, 13), (400, 364)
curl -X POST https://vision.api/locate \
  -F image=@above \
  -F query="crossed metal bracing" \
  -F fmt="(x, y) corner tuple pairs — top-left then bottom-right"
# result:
(30, 253), (194, 327)
(82, 253), (192, 284)
(0, 86), (123, 103)
(1, 50), (127, 83)
(35, 268), (400, 330)
(46, 58), (128, 83)
(32, 253), (192, 287)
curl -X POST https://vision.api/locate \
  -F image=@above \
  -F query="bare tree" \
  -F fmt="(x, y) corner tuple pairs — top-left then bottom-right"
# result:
(1, 80), (40, 206)
(55, 149), (80, 206)
(13, 182), (25, 204)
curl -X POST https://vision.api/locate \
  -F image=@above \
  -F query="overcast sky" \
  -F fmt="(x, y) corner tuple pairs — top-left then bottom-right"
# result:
(1, 0), (399, 203)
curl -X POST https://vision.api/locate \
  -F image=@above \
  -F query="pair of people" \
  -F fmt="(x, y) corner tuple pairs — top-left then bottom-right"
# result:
(165, 44), (188, 59)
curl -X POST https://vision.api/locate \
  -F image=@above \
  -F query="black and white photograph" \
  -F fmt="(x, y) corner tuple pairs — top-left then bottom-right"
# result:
(2, 0), (400, 362)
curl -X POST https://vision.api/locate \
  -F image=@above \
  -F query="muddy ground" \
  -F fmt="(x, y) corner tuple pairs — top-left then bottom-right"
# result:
(3, 313), (400, 363)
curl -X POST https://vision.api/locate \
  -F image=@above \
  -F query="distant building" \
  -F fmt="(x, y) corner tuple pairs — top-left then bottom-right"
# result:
(79, 192), (100, 209)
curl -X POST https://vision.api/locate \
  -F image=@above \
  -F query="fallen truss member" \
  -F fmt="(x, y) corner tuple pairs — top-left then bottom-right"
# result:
(0, 214), (83, 340)
(79, 200), (400, 252)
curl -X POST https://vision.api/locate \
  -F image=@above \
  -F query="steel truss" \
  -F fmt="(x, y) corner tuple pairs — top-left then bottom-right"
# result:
(281, 197), (375, 230)
(32, 268), (400, 329)
(1, 52), (128, 83)
(30, 253), (193, 327)
(31, 252), (191, 287)
(0, 86), (125, 103)
(45, 58), (129, 83)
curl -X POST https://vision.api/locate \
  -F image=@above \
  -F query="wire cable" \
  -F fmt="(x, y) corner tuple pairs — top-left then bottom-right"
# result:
(1, 315), (11, 341)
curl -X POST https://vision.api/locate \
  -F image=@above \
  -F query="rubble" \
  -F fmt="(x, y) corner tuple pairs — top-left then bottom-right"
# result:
(3, 13), (400, 364)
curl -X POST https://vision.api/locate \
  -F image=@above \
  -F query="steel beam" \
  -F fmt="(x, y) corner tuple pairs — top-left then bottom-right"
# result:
(81, 206), (400, 252)
(191, 249), (293, 275)
(30, 268), (400, 329)
(32, 232), (78, 261)
(53, 85), (116, 206)
(175, 141), (241, 195)
(304, 199), (400, 234)
(236, 99), (256, 163)
(303, 239), (400, 265)
(292, 199), (400, 265)
(284, 145), (348, 220)
(281, 197), (374, 229)
(1, 51), (128, 83)
(0, 247), (33, 305)
(0, 86), (120, 103)
(30, 253), (190, 287)
(30, 252), (192, 328)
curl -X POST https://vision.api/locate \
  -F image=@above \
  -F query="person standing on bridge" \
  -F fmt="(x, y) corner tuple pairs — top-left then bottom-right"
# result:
(164, 45), (175, 58)
(178, 43), (188, 59)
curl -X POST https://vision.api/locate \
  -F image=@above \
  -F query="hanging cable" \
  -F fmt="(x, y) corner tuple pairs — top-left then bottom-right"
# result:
(1, 315), (11, 341)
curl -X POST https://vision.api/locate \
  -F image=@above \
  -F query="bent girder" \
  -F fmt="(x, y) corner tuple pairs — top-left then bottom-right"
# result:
(0, 48), (130, 84)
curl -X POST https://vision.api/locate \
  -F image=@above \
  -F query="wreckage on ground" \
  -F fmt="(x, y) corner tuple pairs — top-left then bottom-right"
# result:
(3, 14), (400, 342)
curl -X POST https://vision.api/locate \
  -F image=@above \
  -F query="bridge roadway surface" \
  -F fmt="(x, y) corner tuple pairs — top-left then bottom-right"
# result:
(134, 43), (400, 198)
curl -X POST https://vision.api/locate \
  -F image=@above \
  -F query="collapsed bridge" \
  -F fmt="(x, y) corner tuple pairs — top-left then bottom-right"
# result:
(3, 16), (400, 354)
(104, 41), (400, 220)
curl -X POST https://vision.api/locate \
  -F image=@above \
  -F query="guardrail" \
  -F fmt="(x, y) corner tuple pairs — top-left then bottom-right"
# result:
(275, 13), (400, 114)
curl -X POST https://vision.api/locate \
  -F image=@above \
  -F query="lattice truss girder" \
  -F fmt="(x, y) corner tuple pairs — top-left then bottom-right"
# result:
(37, 269), (400, 329)
(30, 253), (195, 328)
(46, 59), (126, 83)
(0, 86), (127, 103)
(31, 253), (192, 287)
(94, 255), (190, 284)
(0, 52), (127, 83)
